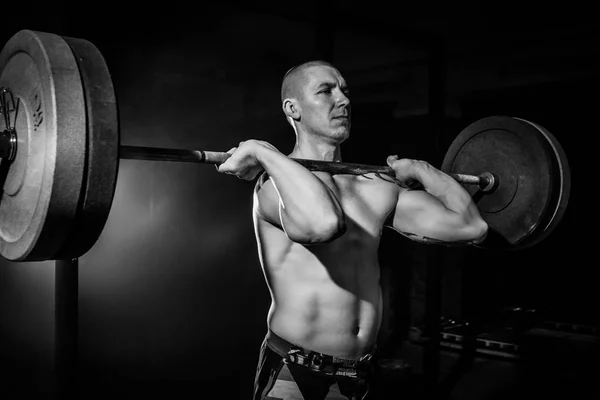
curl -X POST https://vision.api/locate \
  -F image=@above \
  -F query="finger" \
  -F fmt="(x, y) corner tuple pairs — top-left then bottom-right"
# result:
(216, 158), (234, 173)
(215, 147), (238, 172)
(386, 155), (399, 166)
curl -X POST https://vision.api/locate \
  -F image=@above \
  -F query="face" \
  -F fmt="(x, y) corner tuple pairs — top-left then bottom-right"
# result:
(294, 65), (351, 143)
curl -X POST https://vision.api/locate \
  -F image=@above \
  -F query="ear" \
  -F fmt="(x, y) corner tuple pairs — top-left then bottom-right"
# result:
(282, 98), (300, 121)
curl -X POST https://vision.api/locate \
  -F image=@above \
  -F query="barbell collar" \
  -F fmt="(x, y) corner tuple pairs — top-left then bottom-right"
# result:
(478, 172), (498, 193)
(449, 172), (497, 193)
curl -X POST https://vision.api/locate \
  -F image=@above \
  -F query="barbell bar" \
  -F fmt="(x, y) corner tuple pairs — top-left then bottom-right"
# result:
(0, 130), (498, 191)
(118, 145), (498, 192)
(0, 132), (497, 191)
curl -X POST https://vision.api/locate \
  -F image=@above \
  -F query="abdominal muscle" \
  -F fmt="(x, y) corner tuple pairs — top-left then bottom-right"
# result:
(264, 239), (383, 360)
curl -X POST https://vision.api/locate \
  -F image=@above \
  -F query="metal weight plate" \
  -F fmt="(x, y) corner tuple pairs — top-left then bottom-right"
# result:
(52, 36), (119, 260)
(511, 118), (570, 249)
(441, 116), (560, 250)
(0, 30), (86, 261)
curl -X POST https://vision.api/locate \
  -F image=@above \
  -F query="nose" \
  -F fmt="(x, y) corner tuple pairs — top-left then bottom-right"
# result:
(335, 89), (350, 108)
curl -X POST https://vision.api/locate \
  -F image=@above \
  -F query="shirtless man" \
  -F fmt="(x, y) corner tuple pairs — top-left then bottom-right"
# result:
(217, 61), (488, 400)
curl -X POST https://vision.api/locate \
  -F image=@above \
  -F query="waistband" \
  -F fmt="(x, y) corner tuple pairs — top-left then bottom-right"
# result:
(265, 330), (376, 378)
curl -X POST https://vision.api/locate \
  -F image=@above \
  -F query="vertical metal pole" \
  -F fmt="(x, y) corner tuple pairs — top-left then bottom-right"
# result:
(423, 247), (443, 397)
(55, 258), (79, 397)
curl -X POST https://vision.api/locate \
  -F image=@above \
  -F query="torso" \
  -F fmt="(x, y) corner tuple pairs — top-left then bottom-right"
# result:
(253, 172), (401, 359)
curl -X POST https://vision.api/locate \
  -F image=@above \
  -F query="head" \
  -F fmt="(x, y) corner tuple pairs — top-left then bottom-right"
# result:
(280, 60), (351, 145)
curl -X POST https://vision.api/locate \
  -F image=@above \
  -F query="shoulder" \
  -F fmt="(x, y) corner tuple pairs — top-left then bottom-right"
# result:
(381, 182), (417, 226)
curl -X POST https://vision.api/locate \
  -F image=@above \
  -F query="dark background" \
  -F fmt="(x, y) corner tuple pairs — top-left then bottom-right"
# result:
(0, 2), (597, 399)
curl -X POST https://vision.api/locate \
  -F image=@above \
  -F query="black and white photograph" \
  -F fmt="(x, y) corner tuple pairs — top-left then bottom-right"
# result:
(0, 2), (595, 399)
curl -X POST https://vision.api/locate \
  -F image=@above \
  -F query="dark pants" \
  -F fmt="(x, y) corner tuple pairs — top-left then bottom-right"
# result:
(254, 330), (377, 400)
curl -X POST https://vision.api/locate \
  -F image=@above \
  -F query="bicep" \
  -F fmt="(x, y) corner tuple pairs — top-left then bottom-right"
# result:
(389, 190), (478, 245)
(252, 173), (345, 245)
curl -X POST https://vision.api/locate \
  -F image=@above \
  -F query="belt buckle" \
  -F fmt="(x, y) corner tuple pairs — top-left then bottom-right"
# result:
(310, 353), (324, 371)
(285, 349), (302, 365)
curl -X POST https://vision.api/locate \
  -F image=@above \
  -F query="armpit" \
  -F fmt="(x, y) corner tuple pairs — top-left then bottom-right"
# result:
(252, 172), (282, 228)
(253, 171), (271, 194)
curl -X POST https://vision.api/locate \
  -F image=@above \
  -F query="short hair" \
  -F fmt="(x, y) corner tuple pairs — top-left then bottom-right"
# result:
(280, 60), (335, 103)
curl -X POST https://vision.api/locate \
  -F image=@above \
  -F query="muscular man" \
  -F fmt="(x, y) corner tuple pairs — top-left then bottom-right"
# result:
(217, 60), (488, 400)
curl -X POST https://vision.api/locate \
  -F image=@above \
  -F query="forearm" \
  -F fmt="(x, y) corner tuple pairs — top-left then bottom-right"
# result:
(257, 148), (345, 241)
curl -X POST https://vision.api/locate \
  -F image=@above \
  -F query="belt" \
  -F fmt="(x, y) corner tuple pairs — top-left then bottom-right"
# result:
(285, 348), (373, 378)
(267, 330), (375, 378)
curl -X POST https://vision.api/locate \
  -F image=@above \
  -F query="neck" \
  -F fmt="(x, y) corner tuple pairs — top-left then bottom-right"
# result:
(290, 134), (342, 162)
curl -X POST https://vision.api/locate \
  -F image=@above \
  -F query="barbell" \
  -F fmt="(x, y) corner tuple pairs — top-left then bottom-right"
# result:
(0, 30), (571, 262)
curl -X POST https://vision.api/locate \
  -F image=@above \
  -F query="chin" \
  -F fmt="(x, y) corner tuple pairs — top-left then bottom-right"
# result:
(334, 129), (350, 143)
(322, 133), (348, 146)
(311, 127), (350, 144)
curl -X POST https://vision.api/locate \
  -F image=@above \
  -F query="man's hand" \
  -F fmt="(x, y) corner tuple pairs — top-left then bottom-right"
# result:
(386, 155), (422, 188)
(217, 140), (280, 181)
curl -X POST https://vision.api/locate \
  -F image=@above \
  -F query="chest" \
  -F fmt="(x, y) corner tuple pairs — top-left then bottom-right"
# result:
(316, 173), (399, 236)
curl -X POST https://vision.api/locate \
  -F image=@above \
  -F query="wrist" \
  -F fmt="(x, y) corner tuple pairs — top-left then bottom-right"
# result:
(408, 160), (426, 179)
(253, 143), (279, 165)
